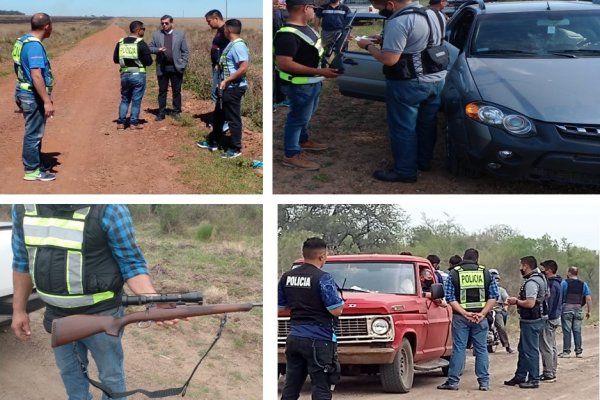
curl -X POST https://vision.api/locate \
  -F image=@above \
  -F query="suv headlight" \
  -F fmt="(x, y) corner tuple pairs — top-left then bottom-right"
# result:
(465, 102), (535, 137)
(371, 318), (390, 335)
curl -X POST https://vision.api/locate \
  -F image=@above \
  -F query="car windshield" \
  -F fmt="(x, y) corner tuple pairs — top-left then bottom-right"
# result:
(470, 10), (600, 57)
(323, 262), (416, 295)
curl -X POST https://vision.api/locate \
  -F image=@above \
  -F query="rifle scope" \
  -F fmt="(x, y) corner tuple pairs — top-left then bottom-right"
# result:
(121, 291), (203, 306)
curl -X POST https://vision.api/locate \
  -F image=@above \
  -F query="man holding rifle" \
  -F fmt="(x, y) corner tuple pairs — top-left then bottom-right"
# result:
(274, 0), (341, 171)
(10, 204), (178, 400)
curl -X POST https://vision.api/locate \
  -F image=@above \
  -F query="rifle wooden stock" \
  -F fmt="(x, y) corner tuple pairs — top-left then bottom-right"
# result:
(51, 303), (259, 348)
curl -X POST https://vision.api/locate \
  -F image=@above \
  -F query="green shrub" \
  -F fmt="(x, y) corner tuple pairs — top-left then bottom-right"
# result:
(196, 224), (214, 241)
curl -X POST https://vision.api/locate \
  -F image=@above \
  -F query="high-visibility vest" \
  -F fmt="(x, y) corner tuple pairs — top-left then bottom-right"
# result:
(453, 264), (487, 311)
(274, 26), (325, 84)
(22, 204), (120, 309)
(118, 37), (146, 73)
(219, 38), (248, 84)
(12, 35), (54, 93)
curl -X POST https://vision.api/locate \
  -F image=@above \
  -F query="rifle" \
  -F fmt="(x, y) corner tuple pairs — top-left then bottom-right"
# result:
(51, 302), (261, 348)
(321, 9), (358, 73)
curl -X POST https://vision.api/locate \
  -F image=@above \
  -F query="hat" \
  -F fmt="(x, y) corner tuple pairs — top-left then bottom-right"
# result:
(286, 0), (316, 5)
(429, 0), (442, 4)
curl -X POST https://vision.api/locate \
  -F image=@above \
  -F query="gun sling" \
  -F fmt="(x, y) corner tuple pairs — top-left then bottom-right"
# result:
(73, 315), (228, 398)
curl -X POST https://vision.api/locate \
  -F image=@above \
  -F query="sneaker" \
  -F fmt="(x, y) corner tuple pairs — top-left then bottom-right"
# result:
(437, 382), (459, 390)
(479, 386), (489, 391)
(518, 382), (539, 389)
(300, 139), (329, 151)
(196, 140), (218, 151)
(117, 123), (125, 130)
(221, 149), (241, 159)
(24, 169), (56, 181)
(282, 153), (320, 171)
(504, 377), (525, 386)
(540, 375), (556, 383)
(575, 353), (583, 358)
(558, 352), (571, 358)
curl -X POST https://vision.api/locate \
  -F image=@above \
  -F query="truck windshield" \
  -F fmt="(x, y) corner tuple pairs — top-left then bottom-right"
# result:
(324, 262), (416, 295)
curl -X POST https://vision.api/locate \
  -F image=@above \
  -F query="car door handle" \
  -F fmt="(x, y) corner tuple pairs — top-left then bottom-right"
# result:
(343, 58), (358, 66)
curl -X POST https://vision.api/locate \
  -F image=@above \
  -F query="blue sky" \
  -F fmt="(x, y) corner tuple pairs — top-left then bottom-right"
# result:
(0, 0), (263, 18)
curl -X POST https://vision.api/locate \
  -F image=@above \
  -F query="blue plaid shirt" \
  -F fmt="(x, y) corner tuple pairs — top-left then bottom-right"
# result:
(444, 265), (499, 304)
(12, 204), (148, 280)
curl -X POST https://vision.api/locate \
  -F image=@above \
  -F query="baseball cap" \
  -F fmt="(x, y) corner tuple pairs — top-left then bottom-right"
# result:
(429, 0), (442, 4)
(286, 0), (317, 5)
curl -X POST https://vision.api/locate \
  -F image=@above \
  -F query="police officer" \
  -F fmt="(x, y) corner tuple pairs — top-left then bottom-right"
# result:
(314, 0), (352, 50)
(438, 248), (498, 391)
(274, 0), (341, 171)
(357, 0), (447, 183)
(113, 20), (153, 130)
(13, 12), (56, 181)
(278, 237), (344, 400)
(559, 266), (593, 358)
(10, 204), (179, 400)
(504, 256), (548, 389)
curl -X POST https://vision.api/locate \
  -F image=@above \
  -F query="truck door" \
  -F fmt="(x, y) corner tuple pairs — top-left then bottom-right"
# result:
(418, 264), (451, 358)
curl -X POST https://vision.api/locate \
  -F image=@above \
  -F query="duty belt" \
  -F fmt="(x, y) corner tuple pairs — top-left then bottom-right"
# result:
(17, 81), (53, 94)
(278, 70), (324, 84)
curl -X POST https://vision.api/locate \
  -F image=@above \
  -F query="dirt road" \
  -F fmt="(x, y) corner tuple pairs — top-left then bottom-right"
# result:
(0, 23), (262, 194)
(277, 326), (599, 399)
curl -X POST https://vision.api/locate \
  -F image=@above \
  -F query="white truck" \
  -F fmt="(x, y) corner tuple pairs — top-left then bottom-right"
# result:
(0, 222), (45, 327)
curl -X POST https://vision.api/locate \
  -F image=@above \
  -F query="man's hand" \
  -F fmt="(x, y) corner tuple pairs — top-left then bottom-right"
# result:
(158, 47), (167, 52)
(357, 38), (374, 50)
(320, 68), (341, 79)
(11, 311), (32, 341)
(44, 100), (55, 119)
(586, 311), (591, 320)
(219, 80), (228, 91)
(507, 297), (518, 306)
(154, 303), (188, 326)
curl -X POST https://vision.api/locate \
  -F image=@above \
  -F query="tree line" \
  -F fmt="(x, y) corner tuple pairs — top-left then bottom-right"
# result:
(278, 205), (598, 303)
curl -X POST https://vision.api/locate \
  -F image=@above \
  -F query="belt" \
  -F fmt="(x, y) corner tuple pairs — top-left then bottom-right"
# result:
(16, 81), (53, 94)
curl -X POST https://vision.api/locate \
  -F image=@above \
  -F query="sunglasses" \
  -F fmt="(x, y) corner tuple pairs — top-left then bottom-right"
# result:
(161, 22), (171, 26)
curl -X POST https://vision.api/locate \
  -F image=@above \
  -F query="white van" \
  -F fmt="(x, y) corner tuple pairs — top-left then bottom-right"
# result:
(0, 222), (45, 327)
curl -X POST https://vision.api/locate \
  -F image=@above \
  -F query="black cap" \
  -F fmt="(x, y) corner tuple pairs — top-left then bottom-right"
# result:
(286, 0), (317, 5)
(429, 0), (442, 4)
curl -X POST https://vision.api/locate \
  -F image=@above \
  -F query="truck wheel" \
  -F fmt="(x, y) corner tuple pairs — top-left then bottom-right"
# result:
(380, 338), (414, 393)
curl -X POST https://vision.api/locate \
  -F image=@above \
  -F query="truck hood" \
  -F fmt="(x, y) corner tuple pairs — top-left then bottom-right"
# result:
(467, 57), (600, 124)
(341, 292), (420, 315)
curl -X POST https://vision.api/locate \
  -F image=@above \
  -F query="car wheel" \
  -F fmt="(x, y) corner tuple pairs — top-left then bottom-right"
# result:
(380, 338), (414, 393)
(445, 119), (481, 178)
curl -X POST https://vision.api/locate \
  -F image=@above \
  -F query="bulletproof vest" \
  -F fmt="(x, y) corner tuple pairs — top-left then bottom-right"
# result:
(274, 26), (325, 84)
(564, 278), (585, 305)
(17, 204), (124, 315)
(451, 262), (490, 312)
(282, 263), (335, 327)
(518, 271), (548, 320)
(118, 37), (146, 73)
(219, 38), (247, 84)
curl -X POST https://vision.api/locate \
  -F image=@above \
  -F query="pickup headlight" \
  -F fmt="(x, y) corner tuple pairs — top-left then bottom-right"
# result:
(371, 318), (390, 335)
(465, 102), (535, 137)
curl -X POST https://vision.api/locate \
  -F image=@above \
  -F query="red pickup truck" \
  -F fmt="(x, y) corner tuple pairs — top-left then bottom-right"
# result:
(278, 254), (453, 393)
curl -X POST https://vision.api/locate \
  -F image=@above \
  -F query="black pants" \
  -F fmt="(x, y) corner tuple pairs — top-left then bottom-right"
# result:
(157, 67), (183, 116)
(209, 85), (247, 152)
(281, 336), (336, 400)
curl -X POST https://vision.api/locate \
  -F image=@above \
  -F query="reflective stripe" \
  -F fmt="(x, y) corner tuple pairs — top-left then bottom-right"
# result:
(278, 70), (324, 84)
(118, 37), (144, 73)
(12, 36), (54, 92)
(66, 251), (84, 294)
(456, 266), (486, 310)
(275, 26), (325, 85)
(277, 26), (324, 55)
(36, 288), (115, 308)
(120, 66), (146, 73)
(73, 207), (91, 220)
(23, 217), (85, 250)
(219, 38), (247, 81)
(27, 246), (37, 287)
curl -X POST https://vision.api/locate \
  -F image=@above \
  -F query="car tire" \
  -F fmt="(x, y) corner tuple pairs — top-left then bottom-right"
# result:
(380, 338), (414, 393)
(445, 120), (481, 178)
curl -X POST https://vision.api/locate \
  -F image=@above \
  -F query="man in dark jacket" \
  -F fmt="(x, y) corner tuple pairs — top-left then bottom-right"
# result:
(539, 260), (562, 382)
(205, 9), (231, 131)
(113, 20), (153, 130)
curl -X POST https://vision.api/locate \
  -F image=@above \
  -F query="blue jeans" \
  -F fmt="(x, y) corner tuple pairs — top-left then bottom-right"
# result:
(16, 90), (46, 172)
(561, 308), (584, 354)
(385, 79), (444, 177)
(280, 83), (321, 157)
(118, 73), (146, 125)
(211, 68), (229, 131)
(514, 318), (545, 383)
(447, 313), (489, 387)
(53, 308), (127, 400)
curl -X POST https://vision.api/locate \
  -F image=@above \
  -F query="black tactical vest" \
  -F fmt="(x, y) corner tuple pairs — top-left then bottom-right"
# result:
(564, 278), (585, 305)
(518, 271), (548, 320)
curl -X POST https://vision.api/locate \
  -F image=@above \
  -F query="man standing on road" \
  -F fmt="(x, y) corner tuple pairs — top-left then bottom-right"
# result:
(11, 204), (179, 400)
(113, 20), (153, 130)
(314, 0), (352, 50)
(438, 248), (497, 391)
(13, 13), (56, 182)
(358, 0), (447, 183)
(205, 9), (231, 133)
(197, 19), (250, 159)
(559, 266), (593, 358)
(278, 237), (344, 400)
(149, 15), (189, 121)
(274, 0), (341, 171)
(538, 260), (562, 382)
(504, 256), (548, 389)
(489, 269), (514, 353)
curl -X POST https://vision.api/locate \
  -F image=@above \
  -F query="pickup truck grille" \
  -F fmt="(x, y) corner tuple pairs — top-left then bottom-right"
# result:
(278, 315), (394, 344)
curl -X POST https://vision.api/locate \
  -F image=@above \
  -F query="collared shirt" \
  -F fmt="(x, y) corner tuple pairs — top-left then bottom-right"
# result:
(12, 204), (149, 280)
(444, 267), (499, 304)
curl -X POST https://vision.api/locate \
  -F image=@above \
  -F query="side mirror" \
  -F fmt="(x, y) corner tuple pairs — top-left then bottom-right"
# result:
(431, 283), (445, 300)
